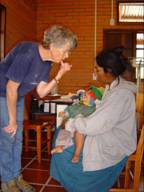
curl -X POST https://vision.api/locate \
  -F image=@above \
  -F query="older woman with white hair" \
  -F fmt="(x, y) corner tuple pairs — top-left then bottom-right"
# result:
(0, 25), (77, 192)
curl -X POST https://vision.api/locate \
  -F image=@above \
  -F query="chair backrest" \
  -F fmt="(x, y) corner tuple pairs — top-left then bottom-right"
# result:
(136, 92), (144, 115)
(24, 93), (38, 121)
(136, 92), (144, 131)
(24, 95), (32, 121)
(110, 125), (144, 192)
(133, 125), (144, 191)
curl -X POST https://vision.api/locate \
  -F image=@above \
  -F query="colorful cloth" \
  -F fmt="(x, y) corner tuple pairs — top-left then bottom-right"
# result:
(65, 103), (96, 118)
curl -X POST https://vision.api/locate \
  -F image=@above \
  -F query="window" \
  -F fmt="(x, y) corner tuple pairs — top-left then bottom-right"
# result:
(135, 33), (144, 79)
(0, 4), (6, 60)
(118, 1), (144, 23)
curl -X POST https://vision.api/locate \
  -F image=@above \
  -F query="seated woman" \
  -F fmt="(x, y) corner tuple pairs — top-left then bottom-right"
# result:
(50, 47), (137, 192)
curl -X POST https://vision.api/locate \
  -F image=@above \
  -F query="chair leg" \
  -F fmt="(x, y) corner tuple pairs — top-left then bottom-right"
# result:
(124, 160), (131, 188)
(36, 126), (41, 163)
(47, 124), (52, 154)
(24, 128), (29, 152)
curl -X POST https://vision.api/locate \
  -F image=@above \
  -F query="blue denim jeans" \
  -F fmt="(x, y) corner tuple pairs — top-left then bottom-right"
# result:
(0, 96), (24, 182)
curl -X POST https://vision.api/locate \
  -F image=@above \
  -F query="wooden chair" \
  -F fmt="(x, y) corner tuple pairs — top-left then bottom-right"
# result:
(23, 97), (54, 163)
(110, 125), (144, 192)
(136, 92), (144, 131)
(136, 92), (144, 115)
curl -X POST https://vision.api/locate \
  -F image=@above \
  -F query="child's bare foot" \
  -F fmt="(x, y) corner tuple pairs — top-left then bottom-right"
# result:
(71, 155), (80, 163)
(51, 146), (64, 154)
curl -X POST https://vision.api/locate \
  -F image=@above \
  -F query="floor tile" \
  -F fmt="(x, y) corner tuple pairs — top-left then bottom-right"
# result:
(22, 158), (33, 168)
(48, 178), (61, 186)
(42, 186), (66, 192)
(27, 159), (50, 171)
(22, 169), (49, 184)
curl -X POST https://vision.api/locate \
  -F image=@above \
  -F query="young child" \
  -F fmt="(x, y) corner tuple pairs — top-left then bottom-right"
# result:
(51, 86), (104, 163)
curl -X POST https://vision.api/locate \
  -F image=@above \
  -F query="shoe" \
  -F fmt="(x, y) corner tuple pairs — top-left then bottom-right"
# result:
(15, 175), (36, 192)
(1, 180), (20, 192)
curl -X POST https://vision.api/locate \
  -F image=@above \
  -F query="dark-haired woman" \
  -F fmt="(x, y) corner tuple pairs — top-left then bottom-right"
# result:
(50, 47), (137, 192)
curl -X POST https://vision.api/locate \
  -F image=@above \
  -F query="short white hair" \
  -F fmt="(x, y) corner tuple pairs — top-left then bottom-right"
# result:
(42, 25), (77, 49)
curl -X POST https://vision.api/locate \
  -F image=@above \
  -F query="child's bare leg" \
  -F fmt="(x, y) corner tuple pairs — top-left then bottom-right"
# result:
(72, 131), (85, 163)
(51, 145), (64, 154)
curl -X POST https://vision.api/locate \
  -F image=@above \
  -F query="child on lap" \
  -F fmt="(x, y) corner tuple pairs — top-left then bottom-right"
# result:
(51, 86), (104, 163)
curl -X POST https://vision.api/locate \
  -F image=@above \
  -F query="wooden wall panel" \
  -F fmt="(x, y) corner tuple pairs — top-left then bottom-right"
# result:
(36, 0), (96, 94)
(0, 0), (36, 53)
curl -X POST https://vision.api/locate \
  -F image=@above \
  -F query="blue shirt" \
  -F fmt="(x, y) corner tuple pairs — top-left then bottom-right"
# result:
(0, 42), (52, 97)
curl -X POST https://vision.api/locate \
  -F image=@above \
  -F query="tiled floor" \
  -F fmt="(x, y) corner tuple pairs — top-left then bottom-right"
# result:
(0, 136), (66, 192)
(21, 146), (67, 192)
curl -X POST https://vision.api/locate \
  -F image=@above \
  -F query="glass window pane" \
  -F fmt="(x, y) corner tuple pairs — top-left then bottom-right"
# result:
(119, 3), (144, 22)
(136, 67), (144, 79)
(137, 33), (144, 40)
(136, 50), (144, 59)
(136, 45), (144, 48)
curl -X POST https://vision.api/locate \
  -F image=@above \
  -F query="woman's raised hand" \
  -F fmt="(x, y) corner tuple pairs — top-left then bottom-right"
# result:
(56, 61), (72, 80)
(60, 61), (72, 72)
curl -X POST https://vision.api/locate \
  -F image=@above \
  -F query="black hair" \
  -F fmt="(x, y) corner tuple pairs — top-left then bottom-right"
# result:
(96, 47), (131, 77)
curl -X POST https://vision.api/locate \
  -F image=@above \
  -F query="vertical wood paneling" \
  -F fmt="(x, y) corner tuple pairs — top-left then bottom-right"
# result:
(36, 0), (96, 94)
(0, 0), (36, 52)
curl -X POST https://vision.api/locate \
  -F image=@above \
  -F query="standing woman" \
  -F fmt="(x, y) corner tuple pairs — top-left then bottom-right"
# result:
(50, 47), (137, 192)
(0, 25), (77, 192)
